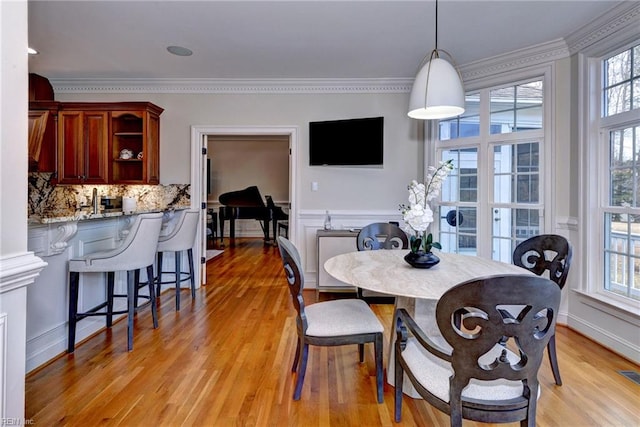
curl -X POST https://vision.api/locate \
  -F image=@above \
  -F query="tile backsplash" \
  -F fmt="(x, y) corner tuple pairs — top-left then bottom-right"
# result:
(28, 172), (190, 219)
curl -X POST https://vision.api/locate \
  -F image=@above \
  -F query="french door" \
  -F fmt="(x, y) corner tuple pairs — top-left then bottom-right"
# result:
(434, 78), (547, 261)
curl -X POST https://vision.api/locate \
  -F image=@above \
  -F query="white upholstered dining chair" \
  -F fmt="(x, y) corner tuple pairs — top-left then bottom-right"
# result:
(276, 236), (384, 403)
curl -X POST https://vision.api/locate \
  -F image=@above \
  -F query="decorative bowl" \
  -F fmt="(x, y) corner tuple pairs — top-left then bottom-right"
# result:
(119, 149), (134, 159)
(404, 251), (440, 269)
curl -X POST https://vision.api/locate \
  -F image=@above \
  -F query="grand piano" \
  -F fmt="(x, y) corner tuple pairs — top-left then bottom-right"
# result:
(218, 186), (288, 246)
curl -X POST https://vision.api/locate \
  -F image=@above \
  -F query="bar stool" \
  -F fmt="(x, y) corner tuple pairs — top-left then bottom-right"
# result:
(67, 212), (163, 353)
(155, 209), (200, 310)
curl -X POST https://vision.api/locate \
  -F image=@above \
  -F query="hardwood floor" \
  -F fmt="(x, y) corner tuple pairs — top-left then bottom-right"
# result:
(26, 238), (640, 426)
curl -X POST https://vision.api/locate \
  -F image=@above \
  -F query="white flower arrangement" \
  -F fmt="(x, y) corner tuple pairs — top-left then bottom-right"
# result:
(400, 159), (454, 253)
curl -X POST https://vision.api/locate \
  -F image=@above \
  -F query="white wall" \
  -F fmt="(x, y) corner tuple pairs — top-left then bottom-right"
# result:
(207, 135), (290, 203)
(56, 92), (423, 214)
(1, 2), (28, 255)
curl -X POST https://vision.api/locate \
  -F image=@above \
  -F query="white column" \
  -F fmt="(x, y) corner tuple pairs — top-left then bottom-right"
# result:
(0, 0), (47, 420)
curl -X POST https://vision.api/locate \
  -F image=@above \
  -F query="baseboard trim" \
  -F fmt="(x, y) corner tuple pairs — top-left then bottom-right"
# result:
(566, 313), (640, 365)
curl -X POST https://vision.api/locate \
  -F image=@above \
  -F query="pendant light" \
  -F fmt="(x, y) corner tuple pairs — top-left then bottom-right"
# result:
(408, 0), (465, 120)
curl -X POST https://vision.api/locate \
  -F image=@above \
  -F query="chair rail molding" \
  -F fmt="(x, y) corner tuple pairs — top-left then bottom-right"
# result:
(0, 252), (47, 295)
(555, 216), (578, 232)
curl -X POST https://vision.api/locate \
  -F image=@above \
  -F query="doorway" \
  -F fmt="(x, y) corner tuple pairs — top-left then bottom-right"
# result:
(190, 125), (299, 285)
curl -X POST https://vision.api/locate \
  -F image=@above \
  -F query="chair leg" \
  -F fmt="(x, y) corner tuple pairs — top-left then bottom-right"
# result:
(523, 383), (539, 427)
(147, 265), (158, 328)
(67, 271), (80, 353)
(174, 251), (181, 311)
(375, 333), (383, 403)
(394, 345), (403, 422)
(156, 251), (164, 297)
(106, 271), (114, 327)
(133, 269), (141, 308)
(291, 338), (301, 373)
(548, 333), (562, 385)
(358, 343), (364, 363)
(187, 248), (196, 299)
(293, 340), (308, 400)
(127, 270), (135, 351)
(449, 379), (465, 427)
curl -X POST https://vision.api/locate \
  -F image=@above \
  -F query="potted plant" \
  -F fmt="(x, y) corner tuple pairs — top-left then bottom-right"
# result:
(400, 159), (453, 268)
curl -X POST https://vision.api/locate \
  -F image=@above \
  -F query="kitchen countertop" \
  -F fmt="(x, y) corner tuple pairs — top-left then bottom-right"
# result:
(28, 206), (188, 225)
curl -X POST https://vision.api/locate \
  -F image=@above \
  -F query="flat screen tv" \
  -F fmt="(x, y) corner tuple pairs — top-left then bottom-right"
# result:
(309, 116), (383, 166)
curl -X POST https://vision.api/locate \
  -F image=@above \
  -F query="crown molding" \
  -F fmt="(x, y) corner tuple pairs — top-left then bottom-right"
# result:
(50, 3), (638, 96)
(565, 2), (640, 55)
(50, 40), (570, 95)
(460, 38), (569, 84)
(50, 78), (413, 95)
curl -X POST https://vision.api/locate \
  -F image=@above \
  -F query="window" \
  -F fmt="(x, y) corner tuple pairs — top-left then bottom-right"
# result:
(600, 43), (640, 302)
(439, 148), (478, 254)
(490, 81), (543, 134)
(492, 141), (542, 262)
(603, 45), (640, 116)
(579, 35), (640, 312)
(436, 77), (547, 261)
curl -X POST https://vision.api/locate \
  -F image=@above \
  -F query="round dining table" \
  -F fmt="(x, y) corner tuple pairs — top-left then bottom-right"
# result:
(323, 249), (532, 397)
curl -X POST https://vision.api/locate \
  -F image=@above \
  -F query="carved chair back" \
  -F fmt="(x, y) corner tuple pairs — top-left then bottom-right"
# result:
(357, 222), (408, 251)
(277, 236), (307, 333)
(513, 234), (573, 289)
(435, 275), (560, 422)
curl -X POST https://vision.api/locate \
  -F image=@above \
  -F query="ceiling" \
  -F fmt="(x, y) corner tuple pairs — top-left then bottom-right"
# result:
(28, 1), (627, 81)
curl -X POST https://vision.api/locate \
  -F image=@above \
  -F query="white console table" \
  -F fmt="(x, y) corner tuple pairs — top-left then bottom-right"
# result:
(316, 229), (359, 296)
(316, 228), (401, 301)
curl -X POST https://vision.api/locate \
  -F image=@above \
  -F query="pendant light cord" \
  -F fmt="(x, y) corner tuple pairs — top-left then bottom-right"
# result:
(435, 0), (439, 51)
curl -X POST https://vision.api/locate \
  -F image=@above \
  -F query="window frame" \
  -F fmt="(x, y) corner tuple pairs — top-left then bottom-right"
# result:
(431, 66), (553, 260)
(580, 38), (640, 314)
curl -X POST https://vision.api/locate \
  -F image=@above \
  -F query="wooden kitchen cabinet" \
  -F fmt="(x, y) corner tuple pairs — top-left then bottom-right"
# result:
(28, 74), (59, 175)
(56, 102), (163, 185)
(28, 102), (59, 174)
(57, 110), (109, 184)
(109, 103), (162, 184)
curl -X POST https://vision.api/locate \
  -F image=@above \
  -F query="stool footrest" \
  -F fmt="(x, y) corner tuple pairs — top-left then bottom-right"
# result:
(155, 271), (192, 286)
(114, 293), (151, 302)
(75, 301), (128, 321)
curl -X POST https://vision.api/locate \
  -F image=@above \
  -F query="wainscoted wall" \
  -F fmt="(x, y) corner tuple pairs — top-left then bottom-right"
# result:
(296, 209), (405, 289)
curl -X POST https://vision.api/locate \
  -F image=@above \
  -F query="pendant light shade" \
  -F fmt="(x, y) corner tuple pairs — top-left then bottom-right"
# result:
(408, 51), (465, 120)
(408, 0), (465, 120)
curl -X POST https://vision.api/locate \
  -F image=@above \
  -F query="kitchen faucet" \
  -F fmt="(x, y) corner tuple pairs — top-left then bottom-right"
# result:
(77, 187), (100, 214)
(91, 188), (99, 214)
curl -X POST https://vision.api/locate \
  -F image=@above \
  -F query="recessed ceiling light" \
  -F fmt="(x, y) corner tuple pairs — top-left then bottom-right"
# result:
(28, 47), (38, 55)
(167, 46), (193, 57)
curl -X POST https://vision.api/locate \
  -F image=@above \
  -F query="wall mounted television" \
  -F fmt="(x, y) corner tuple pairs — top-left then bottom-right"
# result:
(309, 116), (384, 166)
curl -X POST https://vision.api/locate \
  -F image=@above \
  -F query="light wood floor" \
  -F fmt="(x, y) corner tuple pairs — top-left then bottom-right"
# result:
(26, 239), (640, 426)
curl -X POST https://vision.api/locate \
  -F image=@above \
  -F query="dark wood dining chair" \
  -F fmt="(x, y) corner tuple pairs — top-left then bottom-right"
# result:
(513, 234), (573, 385)
(394, 275), (561, 427)
(356, 222), (409, 251)
(356, 222), (408, 300)
(276, 236), (384, 403)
